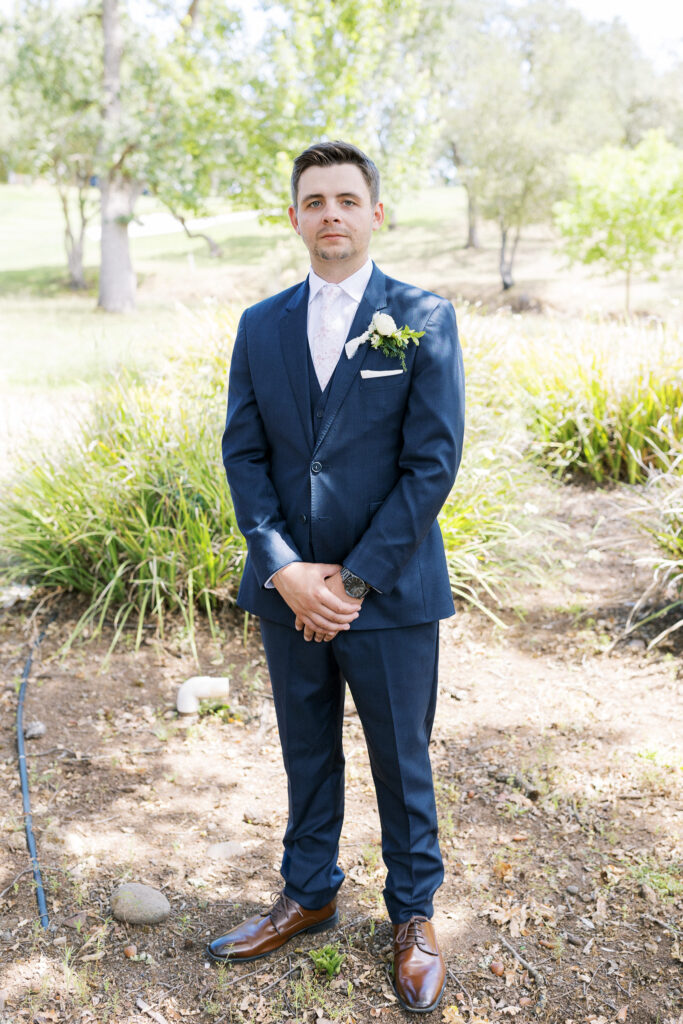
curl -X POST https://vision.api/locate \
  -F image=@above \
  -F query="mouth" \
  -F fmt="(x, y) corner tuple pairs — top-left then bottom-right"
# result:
(320, 233), (347, 240)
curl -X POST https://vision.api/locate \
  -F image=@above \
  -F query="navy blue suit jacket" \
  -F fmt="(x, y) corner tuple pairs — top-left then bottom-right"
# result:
(221, 263), (465, 630)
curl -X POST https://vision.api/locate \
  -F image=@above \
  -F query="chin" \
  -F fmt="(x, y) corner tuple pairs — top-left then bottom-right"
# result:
(318, 247), (353, 262)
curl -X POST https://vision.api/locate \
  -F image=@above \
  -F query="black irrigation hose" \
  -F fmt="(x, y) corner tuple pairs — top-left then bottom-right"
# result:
(16, 615), (56, 929)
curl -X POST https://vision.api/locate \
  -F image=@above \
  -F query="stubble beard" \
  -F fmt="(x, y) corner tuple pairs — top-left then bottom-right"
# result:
(315, 240), (355, 263)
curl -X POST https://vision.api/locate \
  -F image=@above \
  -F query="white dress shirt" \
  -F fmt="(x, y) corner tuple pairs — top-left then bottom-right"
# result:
(264, 259), (373, 589)
(307, 260), (374, 382)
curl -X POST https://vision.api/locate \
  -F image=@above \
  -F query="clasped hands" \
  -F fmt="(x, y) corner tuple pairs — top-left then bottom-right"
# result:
(272, 562), (363, 643)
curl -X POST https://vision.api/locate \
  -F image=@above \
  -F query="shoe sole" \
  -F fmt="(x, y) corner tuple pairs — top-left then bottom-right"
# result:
(392, 973), (446, 1014)
(205, 910), (339, 965)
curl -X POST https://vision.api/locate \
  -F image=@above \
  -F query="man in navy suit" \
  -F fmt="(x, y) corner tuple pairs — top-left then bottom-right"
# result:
(210, 141), (465, 1013)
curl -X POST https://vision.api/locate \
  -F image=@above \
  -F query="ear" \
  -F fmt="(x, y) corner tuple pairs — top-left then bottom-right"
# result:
(288, 205), (301, 235)
(372, 202), (385, 231)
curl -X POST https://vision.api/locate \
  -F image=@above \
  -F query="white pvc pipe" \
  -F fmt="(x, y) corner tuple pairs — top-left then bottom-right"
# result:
(176, 676), (230, 715)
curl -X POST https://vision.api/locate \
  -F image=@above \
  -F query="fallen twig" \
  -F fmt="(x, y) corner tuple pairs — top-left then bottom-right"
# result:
(0, 867), (32, 900)
(136, 997), (169, 1024)
(643, 914), (682, 937)
(259, 961), (302, 995)
(232, 953), (289, 983)
(447, 967), (474, 1012)
(499, 935), (546, 1011)
(586, 959), (608, 989)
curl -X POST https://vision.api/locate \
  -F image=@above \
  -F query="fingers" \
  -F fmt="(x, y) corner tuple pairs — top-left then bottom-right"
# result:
(301, 623), (335, 643)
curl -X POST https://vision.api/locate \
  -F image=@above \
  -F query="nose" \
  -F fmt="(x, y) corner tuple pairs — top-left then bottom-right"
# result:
(322, 206), (342, 222)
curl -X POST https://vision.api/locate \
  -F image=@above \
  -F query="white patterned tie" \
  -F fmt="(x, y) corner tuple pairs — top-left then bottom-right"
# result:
(311, 284), (344, 391)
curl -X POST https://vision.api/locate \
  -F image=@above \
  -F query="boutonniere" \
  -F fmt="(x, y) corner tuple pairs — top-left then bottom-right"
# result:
(345, 312), (424, 371)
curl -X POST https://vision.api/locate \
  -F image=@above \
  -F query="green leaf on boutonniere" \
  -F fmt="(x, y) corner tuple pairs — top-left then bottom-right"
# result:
(368, 311), (424, 371)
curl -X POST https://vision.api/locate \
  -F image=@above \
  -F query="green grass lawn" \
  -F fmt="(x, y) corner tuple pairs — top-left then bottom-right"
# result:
(0, 182), (467, 389)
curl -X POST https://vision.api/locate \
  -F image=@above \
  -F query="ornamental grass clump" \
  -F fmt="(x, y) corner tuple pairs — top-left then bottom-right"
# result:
(0, 304), (552, 648)
(0, 309), (244, 654)
(518, 318), (683, 484)
(628, 463), (683, 648)
(440, 310), (553, 622)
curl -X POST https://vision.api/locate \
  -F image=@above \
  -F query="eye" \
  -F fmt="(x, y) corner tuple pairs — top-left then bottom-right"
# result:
(342, 199), (356, 206)
(308, 200), (322, 208)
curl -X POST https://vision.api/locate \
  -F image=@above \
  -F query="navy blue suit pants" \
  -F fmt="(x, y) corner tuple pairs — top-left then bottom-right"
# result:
(259, 618), (444, 924)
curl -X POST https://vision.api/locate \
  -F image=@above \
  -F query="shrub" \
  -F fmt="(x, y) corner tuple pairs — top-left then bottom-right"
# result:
(0, 307), (244, 654)
(0, 305), (549, 647)
(518, 318), (683, 484)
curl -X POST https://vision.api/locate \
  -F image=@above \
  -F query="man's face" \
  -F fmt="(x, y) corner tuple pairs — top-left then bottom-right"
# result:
(288, 163), (384, 280)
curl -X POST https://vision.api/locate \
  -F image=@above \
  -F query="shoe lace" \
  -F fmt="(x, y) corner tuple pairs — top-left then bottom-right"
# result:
(395, 916), (429, 950)
(263, 891), (303, 935)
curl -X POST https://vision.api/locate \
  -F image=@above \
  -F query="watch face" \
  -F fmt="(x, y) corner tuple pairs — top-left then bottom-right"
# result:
(342, 571), (368, 598)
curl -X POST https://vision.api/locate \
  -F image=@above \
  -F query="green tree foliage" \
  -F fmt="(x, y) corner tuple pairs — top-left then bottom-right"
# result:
(434, 0), (662, 288)
(4, 1), (102, 286)
(3, 0), (244, 309)
(554, 130), (683, 312)
(236, 0), (437, 217)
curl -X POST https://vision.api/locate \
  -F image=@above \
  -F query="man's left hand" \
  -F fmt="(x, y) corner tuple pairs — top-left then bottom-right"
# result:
(296, 571), (365, 642)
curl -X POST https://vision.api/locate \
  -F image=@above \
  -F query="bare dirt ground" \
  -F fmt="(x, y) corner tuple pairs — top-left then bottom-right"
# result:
(1, 483), (681, 1024)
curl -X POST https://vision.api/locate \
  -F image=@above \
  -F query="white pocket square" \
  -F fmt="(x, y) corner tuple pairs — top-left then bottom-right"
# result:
(360, 369), (404, 379)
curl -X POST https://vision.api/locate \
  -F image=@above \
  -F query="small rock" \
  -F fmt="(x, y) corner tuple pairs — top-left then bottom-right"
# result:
(566, 933), (583, 947)
(644, 940), (658, 954)
(123, 944), (137, 958)
(243, 809), (271, 827)
(638, 883), (656, 904)
(24, 720), (47, 740)
(0, 584), (34, 609)
(111, 883), (170, 925)
(207, 841), (246, 861)
(626, 638), (646, 652)
(566, 884), (579, 896)
(64, 911), (88, 930)
(520, 998), (534, 1007)
(489, 959), (504, 976)
(7, 832), (24, 852)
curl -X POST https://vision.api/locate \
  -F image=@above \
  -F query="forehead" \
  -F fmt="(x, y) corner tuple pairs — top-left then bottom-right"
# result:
(297, 163), (372, 203)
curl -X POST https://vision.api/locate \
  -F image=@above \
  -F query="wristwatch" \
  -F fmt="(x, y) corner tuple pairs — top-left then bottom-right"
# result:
(340, 566), (371, 599)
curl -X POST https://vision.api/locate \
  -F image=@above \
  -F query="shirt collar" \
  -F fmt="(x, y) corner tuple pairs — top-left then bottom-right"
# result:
(308, 259), (373, 304)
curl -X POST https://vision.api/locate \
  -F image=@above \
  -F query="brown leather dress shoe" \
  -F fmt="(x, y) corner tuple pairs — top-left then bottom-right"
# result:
(392, 916), (446, 1013)
(206, 890), (338, 963)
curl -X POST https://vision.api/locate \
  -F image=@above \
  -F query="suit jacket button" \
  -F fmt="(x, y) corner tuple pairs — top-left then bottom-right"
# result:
(299, 513), (308, 524)
(311, 461), (322, 474)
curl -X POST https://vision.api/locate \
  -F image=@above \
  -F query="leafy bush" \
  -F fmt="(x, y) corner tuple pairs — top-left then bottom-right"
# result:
(0, 305), (549, 646)
(442, 311), (553, 622)
(518, 318), (683, 484)
(0, 306), (244, 653)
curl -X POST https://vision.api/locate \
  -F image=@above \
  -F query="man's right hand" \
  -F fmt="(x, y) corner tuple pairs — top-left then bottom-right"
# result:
(272, 562), (362, 635)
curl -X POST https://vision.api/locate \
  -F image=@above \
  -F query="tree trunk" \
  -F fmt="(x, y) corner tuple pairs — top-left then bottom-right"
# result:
(625, 268), (631, 315)
(98, 0), (137, 312)
(98, 174), (139, 311)
(465, 186), (480, 249)
(499, 222), (521, 291)
(57, 182), (88, 289)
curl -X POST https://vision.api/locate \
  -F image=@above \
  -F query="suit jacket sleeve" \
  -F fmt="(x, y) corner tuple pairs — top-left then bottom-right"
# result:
(221, 311), (302, 587)
(344, 299), (465, 595)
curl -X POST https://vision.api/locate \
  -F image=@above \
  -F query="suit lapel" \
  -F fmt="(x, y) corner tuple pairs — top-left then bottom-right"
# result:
(313, 265), (388, 455)
(279, 279), (314, 451)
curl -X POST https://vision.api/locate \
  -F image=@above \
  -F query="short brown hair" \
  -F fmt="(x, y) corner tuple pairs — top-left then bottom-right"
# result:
(291, 140), (380, 207)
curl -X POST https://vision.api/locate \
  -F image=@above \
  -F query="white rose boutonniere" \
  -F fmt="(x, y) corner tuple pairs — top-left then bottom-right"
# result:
(345, 311), (424, 370)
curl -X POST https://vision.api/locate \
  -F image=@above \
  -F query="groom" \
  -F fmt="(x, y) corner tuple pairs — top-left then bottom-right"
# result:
(212, 141), (465, 1013)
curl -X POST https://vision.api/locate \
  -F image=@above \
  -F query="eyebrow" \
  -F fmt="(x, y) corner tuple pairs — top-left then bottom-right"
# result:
(301, 191), (363, 204)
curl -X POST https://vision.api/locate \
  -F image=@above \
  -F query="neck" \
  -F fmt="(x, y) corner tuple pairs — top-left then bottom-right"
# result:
(311, 255), (370, 284)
